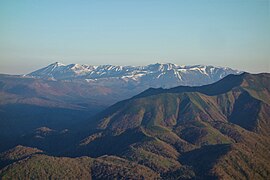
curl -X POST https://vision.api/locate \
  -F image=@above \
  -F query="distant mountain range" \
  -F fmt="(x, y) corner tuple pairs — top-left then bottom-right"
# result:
(1, 72), (269, 179)
(28, 62), (241, 87)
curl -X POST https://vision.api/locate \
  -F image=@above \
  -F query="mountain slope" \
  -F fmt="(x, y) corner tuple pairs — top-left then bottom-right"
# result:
(74, 73), (270, 179)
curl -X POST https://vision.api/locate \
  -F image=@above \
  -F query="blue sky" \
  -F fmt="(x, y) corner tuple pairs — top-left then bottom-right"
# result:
(0, 0), (269, 74)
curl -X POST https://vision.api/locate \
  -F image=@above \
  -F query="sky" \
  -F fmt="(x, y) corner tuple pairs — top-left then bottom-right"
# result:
(0, 0), (269, 74)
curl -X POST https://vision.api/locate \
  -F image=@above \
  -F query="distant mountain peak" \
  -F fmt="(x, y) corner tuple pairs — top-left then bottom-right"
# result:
(51, 62), (65, 67)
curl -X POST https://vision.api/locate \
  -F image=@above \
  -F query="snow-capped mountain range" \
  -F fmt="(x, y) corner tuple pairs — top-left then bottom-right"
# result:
(28, 62), (242, 88)
(0, 62), (242, 113)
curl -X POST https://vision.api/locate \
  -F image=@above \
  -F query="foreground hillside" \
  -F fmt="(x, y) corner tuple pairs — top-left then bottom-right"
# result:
(0, 146), (159, 179)
(75, 73), (270, 179)
(1, 73), (269, 179)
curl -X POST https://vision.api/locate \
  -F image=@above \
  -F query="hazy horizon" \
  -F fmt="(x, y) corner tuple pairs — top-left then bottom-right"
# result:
(1, 0), (269, 74)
